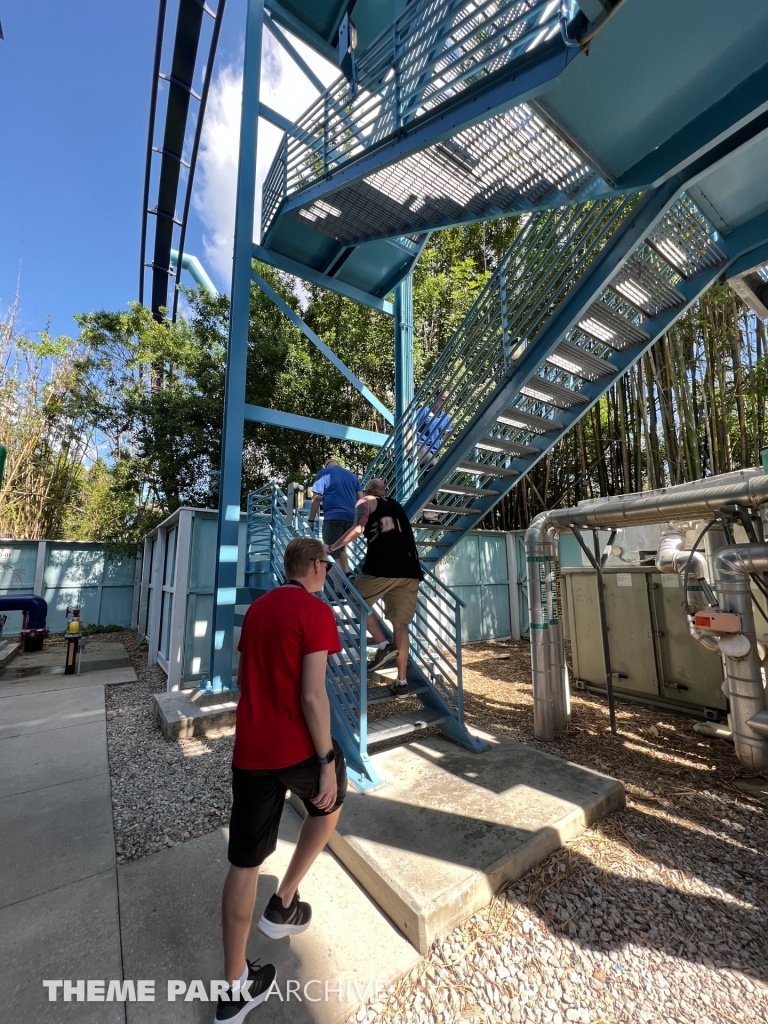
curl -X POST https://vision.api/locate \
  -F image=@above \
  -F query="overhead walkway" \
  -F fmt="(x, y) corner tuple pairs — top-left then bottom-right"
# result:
(257, 0), (768, 302)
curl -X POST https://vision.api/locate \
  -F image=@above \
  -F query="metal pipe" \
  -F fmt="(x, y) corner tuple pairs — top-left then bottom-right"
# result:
(544, 469), (768, 530)
(525, 471), (768, 765)
(527, 513), (556, 740)
(570, 525), (617, 734)
(655, 523), (720, 653)
(546, 526), (568, 731)
(712, 544), (768, 769)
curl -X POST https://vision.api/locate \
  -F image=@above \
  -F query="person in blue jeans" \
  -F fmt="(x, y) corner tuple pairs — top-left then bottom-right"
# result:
(308, 458), (363, 575)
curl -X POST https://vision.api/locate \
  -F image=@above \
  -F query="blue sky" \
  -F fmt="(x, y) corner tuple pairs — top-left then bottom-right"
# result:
(0, 0), (335, 339)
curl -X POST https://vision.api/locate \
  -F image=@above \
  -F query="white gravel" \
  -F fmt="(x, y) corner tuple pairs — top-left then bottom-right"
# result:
(104, 632), (234, 863)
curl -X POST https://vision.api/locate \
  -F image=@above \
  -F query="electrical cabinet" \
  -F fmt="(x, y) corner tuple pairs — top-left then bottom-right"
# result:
(561, 566), (727, 718)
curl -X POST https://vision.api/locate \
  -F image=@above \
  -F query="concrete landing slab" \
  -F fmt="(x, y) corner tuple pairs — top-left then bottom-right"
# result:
(154, 687), (238, 740)
(0, 869), (123, 1023)
(118, 808), (419, 1023)
(0, 773), (116, 907)
(294, 728), (624, 953)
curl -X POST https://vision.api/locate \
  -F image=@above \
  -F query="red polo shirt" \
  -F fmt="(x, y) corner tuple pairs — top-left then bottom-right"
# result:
(233, 583), (341, 770)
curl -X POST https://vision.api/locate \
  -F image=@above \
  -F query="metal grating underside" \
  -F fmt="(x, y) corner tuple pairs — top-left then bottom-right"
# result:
(290, 104), (609, 245)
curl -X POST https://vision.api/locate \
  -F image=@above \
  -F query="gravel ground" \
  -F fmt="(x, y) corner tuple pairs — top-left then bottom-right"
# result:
(102, 631), (767, 1022)
(103, 631), (235, 863)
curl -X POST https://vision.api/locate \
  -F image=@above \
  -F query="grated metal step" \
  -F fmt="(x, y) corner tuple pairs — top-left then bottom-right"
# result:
(495, 408), (563, 433)
(521, 376), (589, 408)
(548, 340), (615, 381)
(438, 484), (499, 498)
(457, 461), (519, 477)
(413, 522), (466, 531)
(575, 302), (649, 350)
(367, 708), (448, 745)
(477, 436), (541, 457)
(421, 503), (483, 515)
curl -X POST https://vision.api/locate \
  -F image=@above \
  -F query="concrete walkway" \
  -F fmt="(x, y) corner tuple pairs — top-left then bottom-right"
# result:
(0, 643), (135, 1023)
(0, 645), (419, 1023)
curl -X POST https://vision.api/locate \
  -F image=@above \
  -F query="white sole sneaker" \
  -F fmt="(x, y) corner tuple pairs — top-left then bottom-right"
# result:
(257, 914), (311, 939)
(214, 990), (270, 1024)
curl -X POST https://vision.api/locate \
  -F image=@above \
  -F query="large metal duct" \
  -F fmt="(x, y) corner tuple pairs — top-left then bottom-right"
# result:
(525, 471), (768, 765)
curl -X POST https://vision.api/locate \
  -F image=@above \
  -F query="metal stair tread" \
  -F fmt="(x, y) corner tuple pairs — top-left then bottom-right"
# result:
(413, 522), (466, 531)
(548, 340), (614, 381)
(477, 436), (541, 457)
(520, 377), (589, 408)
(576, 302), (649, 350)
(367, 681), (429, 705)
(438, 484), (499, 497)
(421, 503), (483, 515)
(495, 409), (563, 434)
(367, 708), (448, 743)
(457, 461), (519, 478)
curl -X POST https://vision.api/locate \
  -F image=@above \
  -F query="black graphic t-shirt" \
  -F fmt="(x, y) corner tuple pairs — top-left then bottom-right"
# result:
(361, 496), (424, 580)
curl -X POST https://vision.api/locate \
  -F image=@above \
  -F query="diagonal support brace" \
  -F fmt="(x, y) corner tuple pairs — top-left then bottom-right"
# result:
(251, 268), (394, 425)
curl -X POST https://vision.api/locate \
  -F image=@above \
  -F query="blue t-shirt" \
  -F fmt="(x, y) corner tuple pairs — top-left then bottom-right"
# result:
(311, 465), (361, 521)
(414, 406), (452, 454)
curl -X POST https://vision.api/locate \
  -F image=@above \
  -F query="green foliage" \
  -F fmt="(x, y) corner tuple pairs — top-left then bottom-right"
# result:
(81, 623), (124, 635)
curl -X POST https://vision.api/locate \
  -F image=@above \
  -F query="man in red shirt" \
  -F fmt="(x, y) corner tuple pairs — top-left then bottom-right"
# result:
(214, 536), (346, 1024)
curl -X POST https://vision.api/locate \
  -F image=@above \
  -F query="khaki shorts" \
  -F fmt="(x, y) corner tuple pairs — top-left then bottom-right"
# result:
(354, 574), (420, 624)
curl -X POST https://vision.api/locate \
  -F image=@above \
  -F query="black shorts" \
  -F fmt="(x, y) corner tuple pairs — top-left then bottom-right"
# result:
(322, 519), (354, 547)
(227, 741), (348, 868)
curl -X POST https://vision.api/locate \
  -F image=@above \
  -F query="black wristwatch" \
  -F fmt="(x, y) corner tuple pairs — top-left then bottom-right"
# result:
(317, 748), (335, 765)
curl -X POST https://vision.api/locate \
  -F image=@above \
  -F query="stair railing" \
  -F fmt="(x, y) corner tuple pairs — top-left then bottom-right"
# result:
(363, 196), (637, 504)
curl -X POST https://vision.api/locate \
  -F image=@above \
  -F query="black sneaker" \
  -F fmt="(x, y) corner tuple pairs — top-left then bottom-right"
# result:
(391, 680), (409, 699)
(368, 642), (399, 671)
(213, 960), (276, 1023)
(257, 891), (312, 939)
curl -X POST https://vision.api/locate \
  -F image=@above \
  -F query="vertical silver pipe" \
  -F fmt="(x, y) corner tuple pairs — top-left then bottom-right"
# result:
(712, 544), (768, 769)
(526, 514), (555, 740)
(547, 526), (568, 731)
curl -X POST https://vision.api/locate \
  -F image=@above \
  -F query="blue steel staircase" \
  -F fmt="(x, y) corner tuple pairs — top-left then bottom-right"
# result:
(363, 189), (729, 564)
(246, 484), (486, 790)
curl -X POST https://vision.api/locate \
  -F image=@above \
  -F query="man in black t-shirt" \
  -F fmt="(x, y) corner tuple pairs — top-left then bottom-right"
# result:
(327, 479), (423, 698)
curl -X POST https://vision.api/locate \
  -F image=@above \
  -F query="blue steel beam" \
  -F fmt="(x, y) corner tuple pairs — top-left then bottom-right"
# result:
(264, 14), (327, 94)
(617, 62), (768, 190)
(264, 0), (339, 63)
(209, 0), (264, 693)
(252, 244), (394, 313)
(244, 405), (389, 446)
(394, 275), (414, 422)
(267, 39), (577, 234)
(251, 268), (394, 425)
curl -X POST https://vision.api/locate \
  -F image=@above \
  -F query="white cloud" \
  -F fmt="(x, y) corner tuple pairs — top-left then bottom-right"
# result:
(193, 28), (338, 288)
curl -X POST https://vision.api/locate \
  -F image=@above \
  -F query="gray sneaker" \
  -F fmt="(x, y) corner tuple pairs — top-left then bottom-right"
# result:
(368, 643), (398, 671)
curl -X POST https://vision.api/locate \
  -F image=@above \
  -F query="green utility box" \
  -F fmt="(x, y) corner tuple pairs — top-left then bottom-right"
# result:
(561, 566), (727, 719)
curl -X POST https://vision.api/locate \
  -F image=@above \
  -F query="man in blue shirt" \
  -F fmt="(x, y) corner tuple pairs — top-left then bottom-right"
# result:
(308, 459), (363, 575)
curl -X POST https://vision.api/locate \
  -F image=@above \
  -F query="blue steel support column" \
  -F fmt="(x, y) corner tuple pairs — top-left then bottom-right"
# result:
(394, 275), (414, 500)
(208, 0), (263, 692)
